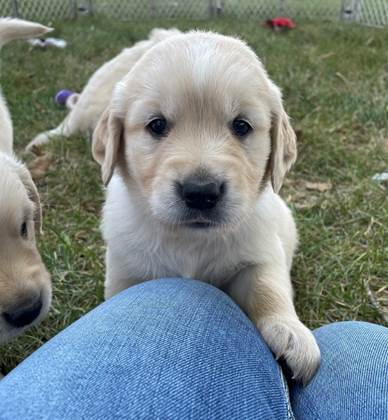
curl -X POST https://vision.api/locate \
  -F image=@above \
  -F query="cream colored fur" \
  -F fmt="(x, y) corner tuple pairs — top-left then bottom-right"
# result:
(0, 18), (52, 348)
(26, 28), (181, 151)
(93, 31), (320, 385)
(0, 18), (51, 154)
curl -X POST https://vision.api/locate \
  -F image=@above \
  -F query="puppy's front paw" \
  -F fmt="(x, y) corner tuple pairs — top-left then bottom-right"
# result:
(25, 133), (49, 153)
(257, 316), (320, 385)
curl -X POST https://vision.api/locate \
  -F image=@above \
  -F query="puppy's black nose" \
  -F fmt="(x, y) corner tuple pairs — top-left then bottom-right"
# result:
(180, 179), (225, 210)
(3, 298), (42, 328)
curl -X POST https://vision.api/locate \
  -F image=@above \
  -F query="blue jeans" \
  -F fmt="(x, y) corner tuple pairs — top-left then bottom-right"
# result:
(0, 279), (387, 419)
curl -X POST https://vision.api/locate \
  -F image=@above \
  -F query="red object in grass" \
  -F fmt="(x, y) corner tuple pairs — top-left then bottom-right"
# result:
(266, 17), (296, 30)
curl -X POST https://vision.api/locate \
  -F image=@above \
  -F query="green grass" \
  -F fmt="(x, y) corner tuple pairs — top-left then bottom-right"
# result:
(0, 16), (387, 373)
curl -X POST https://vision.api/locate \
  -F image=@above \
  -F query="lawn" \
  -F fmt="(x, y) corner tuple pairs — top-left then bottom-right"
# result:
(0, 16), (387, 374)
(0, 0), (343, 21)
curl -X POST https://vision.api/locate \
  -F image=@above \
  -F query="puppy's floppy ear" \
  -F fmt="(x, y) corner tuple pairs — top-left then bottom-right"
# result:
(269, 93), (297, 193)
(92, 107), (123, 186)
(17, 166), (42, 235)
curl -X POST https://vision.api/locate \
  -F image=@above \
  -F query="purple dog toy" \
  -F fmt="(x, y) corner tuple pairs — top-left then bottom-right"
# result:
(55, 89), (75, 106)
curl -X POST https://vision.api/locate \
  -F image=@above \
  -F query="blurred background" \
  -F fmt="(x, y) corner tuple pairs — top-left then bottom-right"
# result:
(1, 0), (388, 27)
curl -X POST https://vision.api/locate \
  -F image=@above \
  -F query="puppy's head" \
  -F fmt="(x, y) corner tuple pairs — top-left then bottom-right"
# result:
(93, 31), (296, 231)
(0, 157), (51, 343)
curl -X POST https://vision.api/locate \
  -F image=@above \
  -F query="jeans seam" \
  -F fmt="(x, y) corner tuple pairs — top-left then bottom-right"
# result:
(278, 366), (295, 420)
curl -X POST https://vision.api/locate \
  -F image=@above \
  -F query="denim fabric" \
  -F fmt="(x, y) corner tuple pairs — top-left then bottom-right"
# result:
(0, 278), (291, 420)
(290, 321), (388, 420)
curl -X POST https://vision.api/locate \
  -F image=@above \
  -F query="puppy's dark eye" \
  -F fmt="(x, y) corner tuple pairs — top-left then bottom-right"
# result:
(147, 117), (168, 137)
(231, 118), (252, 138)
(20, 222), (28, 239)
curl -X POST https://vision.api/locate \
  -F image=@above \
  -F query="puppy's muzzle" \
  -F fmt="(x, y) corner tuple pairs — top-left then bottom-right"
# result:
(2, 295), (43, 329)
(174, 174), (227, 229)
(178, 177), (225, 211)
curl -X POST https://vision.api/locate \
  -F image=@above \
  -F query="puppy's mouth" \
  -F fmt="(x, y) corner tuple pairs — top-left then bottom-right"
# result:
(184, 220), (216, 229)
(180, 211), (226, 229)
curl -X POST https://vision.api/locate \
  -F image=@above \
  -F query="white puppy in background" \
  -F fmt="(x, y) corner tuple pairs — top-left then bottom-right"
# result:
(92, 31), (320, 385)
(0, 19), (52, 354)
(26, 28), (181, 151)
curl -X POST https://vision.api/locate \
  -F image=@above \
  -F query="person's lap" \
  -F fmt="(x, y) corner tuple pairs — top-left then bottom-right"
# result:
(0, 278), (386, 420)
(291, 321), (388, 419)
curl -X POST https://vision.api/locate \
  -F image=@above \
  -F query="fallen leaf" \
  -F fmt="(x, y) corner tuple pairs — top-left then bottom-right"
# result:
(318, 51), (335, 60)
(335, 72), (350, 85)
(285, 188), (320, 209)
(294, 195), (319, 209)
(305, 181), (332, 192)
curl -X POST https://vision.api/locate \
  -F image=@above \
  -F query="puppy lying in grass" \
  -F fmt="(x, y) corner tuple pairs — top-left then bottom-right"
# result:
(26, 28), (181, 151)
(0, 19), (52, 360)
(92, 31), (321, 385)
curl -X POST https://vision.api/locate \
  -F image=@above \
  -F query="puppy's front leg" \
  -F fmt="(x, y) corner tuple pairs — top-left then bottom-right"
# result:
(227, 264), (320, 385)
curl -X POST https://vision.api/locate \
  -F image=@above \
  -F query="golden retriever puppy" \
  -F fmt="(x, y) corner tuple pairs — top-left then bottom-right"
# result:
(26, 28), (181, 151)
(92, 31), (320, 385)
(0, 18), (52, 348)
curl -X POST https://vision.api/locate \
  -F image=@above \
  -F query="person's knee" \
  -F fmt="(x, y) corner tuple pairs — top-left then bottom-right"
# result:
(109, 278), (236, 311)
(291, 320), (388, 418)
(314, 320), (386, 338)
(113, 277), (223, 299)
(100, 278), (249, 330)
(313, 320), (388, 356)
